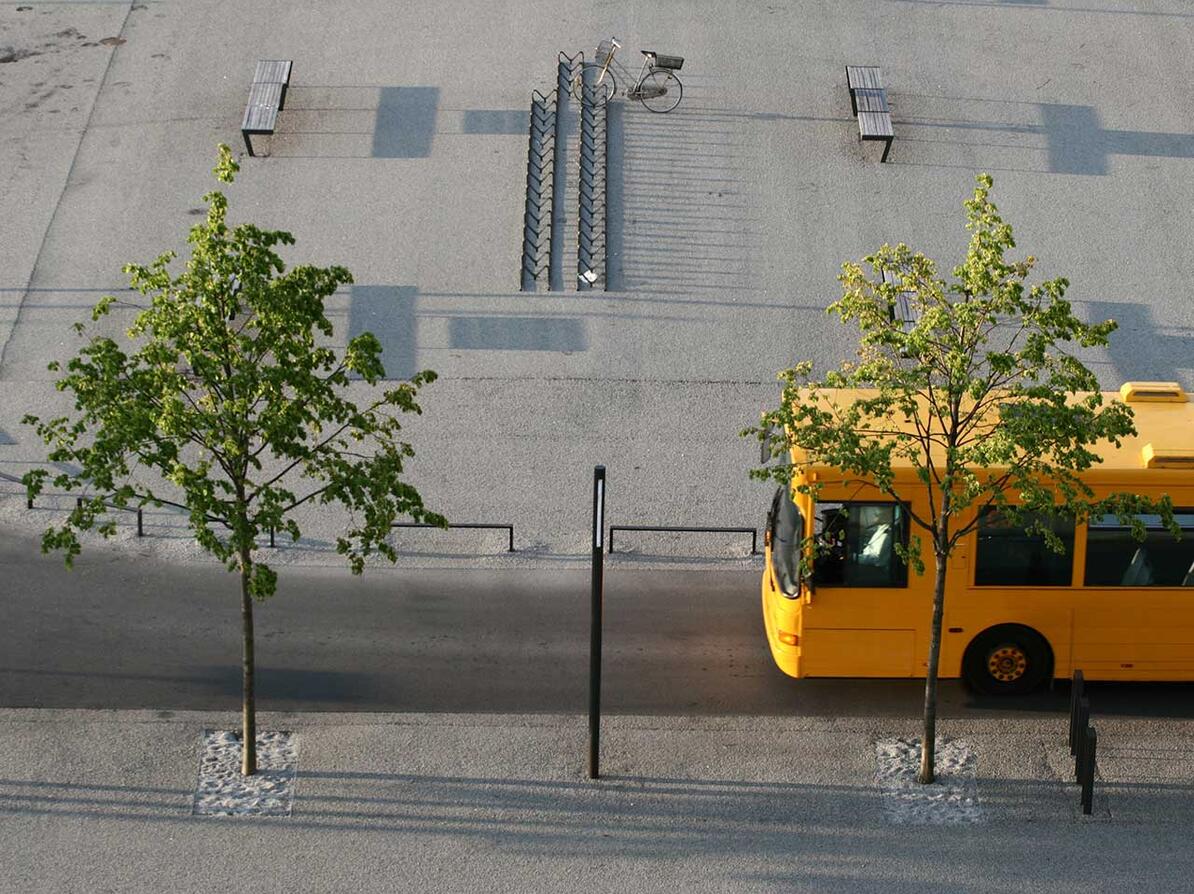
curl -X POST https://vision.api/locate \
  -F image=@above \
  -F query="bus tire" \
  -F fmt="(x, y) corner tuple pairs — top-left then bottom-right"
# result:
(962, 625), (1052, 695)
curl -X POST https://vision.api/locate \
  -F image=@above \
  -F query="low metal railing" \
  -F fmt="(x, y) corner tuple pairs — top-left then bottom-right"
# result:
(607, 525), (758, 555)
(75, 495), (144, 536)
(391, 521), (515, 553)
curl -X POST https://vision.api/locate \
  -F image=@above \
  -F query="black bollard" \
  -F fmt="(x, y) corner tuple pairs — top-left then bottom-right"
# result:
(1069, 669), (1086, 756)
(1080, 726), (1097, 815)
(588, 465), (606, 779)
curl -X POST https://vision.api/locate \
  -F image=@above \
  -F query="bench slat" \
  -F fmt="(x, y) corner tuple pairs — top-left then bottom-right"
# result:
(858, 111), (893, 139)
(846, 65), (883, 91)
(242, 81), (283, 132)
(853, 87), (888, 114)
(253, 59), (292, 84)
(882, 270), (917, 329)
(243, 105), (279, 133)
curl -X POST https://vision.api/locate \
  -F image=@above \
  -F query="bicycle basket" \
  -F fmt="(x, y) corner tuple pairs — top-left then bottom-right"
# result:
(653, 53), (684, 71)
(596, 38), (619, 66)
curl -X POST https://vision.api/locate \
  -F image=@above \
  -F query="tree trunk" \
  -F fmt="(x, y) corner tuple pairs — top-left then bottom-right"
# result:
(240, 546), (256, 776)
(918, 548), (949, 784)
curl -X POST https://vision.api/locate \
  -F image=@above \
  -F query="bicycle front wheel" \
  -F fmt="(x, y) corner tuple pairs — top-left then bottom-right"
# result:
(572, 63), (616, 105)
(637, 69), (682, 113)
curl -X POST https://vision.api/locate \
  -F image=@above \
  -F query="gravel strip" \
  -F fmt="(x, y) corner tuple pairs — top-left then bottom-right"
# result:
(192, 730), (298, 817)
(875, 736), (982, 824)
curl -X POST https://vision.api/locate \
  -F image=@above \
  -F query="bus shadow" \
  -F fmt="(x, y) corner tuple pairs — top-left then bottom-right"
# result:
(965, 681), (1194, 719)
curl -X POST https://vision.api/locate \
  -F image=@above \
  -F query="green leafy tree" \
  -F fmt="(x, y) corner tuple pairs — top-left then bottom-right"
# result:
(23, 145), (444, 775)
(747, 174), (1175, 783)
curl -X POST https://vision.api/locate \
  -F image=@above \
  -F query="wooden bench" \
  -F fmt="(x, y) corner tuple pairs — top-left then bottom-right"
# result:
(846, 65), (894, 163)
(241, 59), (292, 157)
(882, 269), (917, 331)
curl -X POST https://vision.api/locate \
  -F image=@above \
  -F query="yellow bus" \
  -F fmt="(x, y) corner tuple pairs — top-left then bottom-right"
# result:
(761, 382), (1194, 693)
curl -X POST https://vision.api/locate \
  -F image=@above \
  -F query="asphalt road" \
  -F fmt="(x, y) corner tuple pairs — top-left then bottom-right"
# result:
(4, 534), (1194, 720)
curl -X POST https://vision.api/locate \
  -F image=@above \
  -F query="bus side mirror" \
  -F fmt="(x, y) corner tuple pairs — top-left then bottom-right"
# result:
(760, 424), (777, 465)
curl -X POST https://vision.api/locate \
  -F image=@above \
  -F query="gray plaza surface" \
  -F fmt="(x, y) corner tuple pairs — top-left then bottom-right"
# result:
(5, 2), (1194, 889)
(4, 707), (1194, 893)
(3, 0), (1194, 563)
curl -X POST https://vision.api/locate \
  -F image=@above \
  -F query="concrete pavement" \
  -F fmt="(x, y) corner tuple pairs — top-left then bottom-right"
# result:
(4, 0), (1194, 560)
(4, 708), (1194, 893)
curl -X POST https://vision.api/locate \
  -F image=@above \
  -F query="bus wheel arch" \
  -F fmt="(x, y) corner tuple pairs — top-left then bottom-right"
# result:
(961, 624), (1054, 695)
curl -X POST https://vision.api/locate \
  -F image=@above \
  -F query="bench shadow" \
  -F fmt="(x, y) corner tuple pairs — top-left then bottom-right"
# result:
(888, 95), (1194, 175)
(886, 0), (1194, 16)
(271, 85), (440, 158)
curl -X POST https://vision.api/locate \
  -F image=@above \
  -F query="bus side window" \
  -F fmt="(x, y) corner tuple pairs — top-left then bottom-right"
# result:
(813, 502), (908, 588)
(1084, 510), (1194, 587)
(974, 509), (1074, 586)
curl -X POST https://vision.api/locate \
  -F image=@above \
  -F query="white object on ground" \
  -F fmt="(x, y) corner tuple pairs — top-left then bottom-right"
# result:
(193, 729), (298, 816)
(875, 736), (981, 824)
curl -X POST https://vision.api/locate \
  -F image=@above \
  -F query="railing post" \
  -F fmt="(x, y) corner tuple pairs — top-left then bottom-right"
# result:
(136, 509), (143, 537)
(507, 525), (514, 552)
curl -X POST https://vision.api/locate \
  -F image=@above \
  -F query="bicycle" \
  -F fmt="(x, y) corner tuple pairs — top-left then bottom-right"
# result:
(571, 37), (684, 113)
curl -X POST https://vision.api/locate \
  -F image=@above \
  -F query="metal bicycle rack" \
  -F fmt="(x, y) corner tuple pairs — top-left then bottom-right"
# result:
(520, 89), (556, 291)
(551, 52), (581, 292)
(576, 69), (607, 292)
(519, 50), (610, 292)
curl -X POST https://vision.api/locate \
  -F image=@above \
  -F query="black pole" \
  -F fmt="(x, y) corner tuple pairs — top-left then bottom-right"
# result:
(588, 464), (606, 779)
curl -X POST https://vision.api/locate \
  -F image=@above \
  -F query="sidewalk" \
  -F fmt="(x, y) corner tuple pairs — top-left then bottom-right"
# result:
(3, 709), (1194, 893)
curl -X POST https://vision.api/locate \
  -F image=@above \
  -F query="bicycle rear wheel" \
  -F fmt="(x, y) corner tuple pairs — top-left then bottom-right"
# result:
(572, 63), (616, 105)
(636, 69), (682, 113)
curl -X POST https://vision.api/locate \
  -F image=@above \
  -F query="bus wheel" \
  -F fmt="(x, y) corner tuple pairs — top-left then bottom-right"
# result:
(962, 625), (1052, 695)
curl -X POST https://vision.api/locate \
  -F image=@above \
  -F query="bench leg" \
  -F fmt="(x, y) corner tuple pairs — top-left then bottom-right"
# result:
(279, 82), (288, 111)
(881, 136), (892, 163)
(243, 130), (256, 157)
